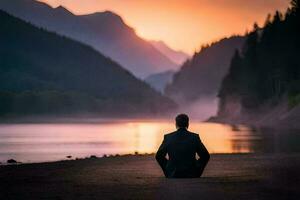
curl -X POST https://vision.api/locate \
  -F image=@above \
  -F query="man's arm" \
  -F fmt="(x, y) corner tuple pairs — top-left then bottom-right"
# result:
(195, 135), (210, 176)
(155, 135), (168, 177)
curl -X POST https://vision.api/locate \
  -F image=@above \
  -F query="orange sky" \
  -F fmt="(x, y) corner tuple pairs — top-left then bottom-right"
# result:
(39, 0), (290, 54)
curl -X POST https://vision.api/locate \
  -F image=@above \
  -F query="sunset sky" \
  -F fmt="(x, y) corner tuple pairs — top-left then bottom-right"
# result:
(39, 0), (290, 54)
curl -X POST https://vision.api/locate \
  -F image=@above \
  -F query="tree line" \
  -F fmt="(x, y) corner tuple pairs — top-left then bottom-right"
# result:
(219, 0), (300, 109)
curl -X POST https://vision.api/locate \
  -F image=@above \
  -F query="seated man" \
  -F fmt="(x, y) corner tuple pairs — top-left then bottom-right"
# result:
(155, 114), (210, 178)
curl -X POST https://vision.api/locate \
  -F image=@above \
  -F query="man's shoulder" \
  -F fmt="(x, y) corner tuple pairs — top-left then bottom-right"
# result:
(164, 130), (199, 138)
(177, 129), (197, 136)
(164, 131), (177, 138)
(188, 131), (199, 137)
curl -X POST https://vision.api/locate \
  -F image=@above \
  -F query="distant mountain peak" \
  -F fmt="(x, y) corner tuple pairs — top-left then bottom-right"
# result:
(89, 10), (118, 17)
(79, 10), (128, 30)
(150, 40), (189, 65)
(54, 5), (73, 15)
(55, 5), (66, 10)
(101, 10), (120, 17)
(83, 10), (123, 21)
(152, 40), (187, 55)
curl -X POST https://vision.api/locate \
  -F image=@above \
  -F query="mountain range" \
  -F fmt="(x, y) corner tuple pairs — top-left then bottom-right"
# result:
(0, 0), (179, 78)
(0, 10), (176, 117)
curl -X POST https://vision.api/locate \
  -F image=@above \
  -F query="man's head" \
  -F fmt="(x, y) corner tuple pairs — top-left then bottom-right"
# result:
(175, 114), (189, 129)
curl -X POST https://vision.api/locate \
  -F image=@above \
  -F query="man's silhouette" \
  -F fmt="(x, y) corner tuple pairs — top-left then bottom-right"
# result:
(156, 114), (210, 178)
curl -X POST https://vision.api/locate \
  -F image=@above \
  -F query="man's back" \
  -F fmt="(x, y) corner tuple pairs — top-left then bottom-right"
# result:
(156, 128), (210, 178)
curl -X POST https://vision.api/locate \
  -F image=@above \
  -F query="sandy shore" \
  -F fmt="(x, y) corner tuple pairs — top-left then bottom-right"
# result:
(1, 153), (300, 200)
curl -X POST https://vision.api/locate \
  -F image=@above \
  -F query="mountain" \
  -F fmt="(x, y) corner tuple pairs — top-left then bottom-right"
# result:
(214, 1), (300, 128)
(0, 0), (178, 78)
(150, 40), (190, 65)
(0, 10), (176, 117)
(145, 70), (175, 93)
(165, 36), (245, 103)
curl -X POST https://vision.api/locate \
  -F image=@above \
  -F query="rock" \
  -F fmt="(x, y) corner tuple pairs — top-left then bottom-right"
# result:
(90, 155), (97, 159)
(7, 159), (17, 164)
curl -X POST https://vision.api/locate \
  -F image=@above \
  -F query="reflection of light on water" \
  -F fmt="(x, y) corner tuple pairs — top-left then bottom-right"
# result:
(1, 121), (298, 163)
(189, 123), (253, 153)
(132, 122), (163, 154)
(121, 122), (255, 154)
(126, 122), (165, 154)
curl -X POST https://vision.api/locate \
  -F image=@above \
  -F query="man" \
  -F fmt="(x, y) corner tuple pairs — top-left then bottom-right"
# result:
(155, 114), (210, 178)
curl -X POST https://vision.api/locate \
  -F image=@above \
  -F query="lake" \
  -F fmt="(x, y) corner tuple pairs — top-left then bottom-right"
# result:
(0, 120), (300, 163)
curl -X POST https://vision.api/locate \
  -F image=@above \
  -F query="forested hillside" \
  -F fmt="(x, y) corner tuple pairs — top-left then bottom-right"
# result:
(165, 36), (245, 103)
(0, 0), (178, 78)
(0, 11), (175, 117)
(216, 0), (300, 126)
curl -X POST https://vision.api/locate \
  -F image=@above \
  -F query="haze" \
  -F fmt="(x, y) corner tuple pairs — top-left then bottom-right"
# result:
(39, 0), (289, 54)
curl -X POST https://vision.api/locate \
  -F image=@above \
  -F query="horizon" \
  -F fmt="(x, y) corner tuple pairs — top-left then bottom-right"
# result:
(39, 0), (290, 55)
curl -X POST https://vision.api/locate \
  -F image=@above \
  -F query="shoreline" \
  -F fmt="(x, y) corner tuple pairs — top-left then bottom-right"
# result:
(208, 103), (300, 130)
(1, 152), (258, 166)
(1, 153), (300, 199)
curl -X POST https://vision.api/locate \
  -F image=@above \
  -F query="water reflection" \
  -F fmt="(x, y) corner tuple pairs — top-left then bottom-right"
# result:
(0, 121), (299, 163)
(233, 128), (300, 154)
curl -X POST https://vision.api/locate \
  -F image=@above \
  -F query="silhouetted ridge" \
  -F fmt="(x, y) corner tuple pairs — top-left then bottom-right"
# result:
(150, 40), (189, 65)
(0, 10), (176, 116)
(0, 0), (178, 78)
(86, 11), (123, 20)
(54, 5), (73, 15)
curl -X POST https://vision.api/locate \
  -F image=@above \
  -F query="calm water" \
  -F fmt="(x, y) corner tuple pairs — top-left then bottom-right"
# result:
(0, 120), (299, 163)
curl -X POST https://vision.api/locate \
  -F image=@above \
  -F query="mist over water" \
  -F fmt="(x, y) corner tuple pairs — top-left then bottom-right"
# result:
(176, 96), (219, 121)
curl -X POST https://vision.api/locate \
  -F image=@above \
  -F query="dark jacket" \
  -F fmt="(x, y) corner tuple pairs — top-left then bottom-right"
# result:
(155, 128), (210, 178)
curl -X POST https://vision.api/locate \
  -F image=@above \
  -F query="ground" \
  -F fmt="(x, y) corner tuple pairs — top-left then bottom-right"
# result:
(1, 153), (300, 200)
